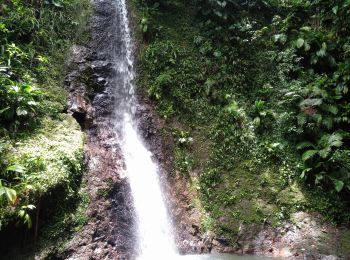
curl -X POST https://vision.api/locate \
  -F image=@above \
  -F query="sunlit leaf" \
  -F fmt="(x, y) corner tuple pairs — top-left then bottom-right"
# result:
(299, 98), (322, 107)
(302, 150), (318, 161)
(316, 48), (326, 57)
(333, 179), (344, 192)
(297, 141), (315, 150)
(332, 6), (339, 15)
(296, 38), (304, 48)
(16, 107), (28, 116)
(0, 107), (10, 114)
(1, 187), (17, 204)
(304, 42), (311, 51)
(328, 133), (343, 148)
(24, 213), (32, 228)
(6, 165), (26, 173)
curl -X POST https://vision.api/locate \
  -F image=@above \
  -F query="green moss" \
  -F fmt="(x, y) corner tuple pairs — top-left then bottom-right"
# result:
(0, 0), (91, 231)
(0, 115), (84, 229)
(9, 115), (83, 191)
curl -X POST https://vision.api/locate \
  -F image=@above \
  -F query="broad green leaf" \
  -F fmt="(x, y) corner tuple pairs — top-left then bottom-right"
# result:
(214, 50), (222, 57)
(27, 101), (37, 106)
(313, 113), (323, 124)
(300, 168), (311, 179)
(296, 38), (304, 48)
(299, 98), (322, 107)
(319, 148), (330, 158)
(328, 133), (343, 147)
(52, 0), (63, 7)
(322, 117), (333, 130)
(323, 104), (338, 115)
(6, 165), (25, 173)
(21, 84), (33, 93)
(315, 174), (324, 184)
(0, 107), (10, 114)
(253, 117), (261, 126)
(4, 187), (17, 204)
(316, 48), (326, 57)
(333, 179), (344, 192)
(16, 107), (28, 116)
(25, 185), (34, 191)
(273, 34), (287, 44)
(300, 26), (311, 32)
(297, 141), (315, 150)
(26, 204), (36, 210)
(18, 209), (25, 218)
(302, 150), (318, 161)
(24, 213), (32, 228)
(270, 143), (280, 148)
(332, 6), (339, 14)
(0, 187), (5, 197)
(297, 113), (307, 126)
(304, 42), (311, 51)
(311, 55), (318, 64)
(142, 25), (148, 33)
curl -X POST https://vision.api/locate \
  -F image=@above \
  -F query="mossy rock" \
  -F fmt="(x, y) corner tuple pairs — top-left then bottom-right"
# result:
(0, 114), (85, 229)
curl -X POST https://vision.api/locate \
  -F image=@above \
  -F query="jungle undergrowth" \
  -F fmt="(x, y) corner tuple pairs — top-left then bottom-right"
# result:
(0, 0), (91, 252)
(132, 0), (350, 240)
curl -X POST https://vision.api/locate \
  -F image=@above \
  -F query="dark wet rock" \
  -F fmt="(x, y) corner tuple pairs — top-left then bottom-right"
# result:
(215, 236), (230, 246)
(68, 90), (93, 129)
(60, 0), (138, 259)
(91, 60), (114, 73)
(96, 76), (108, 87)
(87, 51), (107, 61)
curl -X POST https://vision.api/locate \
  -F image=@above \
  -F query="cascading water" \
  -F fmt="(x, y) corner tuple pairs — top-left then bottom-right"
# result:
(113, 0), (178, 258)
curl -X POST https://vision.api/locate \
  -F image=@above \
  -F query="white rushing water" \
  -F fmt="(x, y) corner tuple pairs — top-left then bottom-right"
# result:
(114, 0), (178, 258)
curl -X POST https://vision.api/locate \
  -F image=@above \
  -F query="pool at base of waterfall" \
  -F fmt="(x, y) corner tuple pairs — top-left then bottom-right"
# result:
(138, 254), (277, 260)
(187, 255), (278, 260)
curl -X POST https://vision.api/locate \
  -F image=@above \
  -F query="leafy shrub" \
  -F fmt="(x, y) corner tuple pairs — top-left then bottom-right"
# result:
(137, 0), (350, 223)
(0, 76), (44, 129)
(0, 0), (90, 232)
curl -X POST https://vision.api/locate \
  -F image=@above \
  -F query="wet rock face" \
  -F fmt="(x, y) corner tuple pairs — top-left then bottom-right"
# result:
(62, 0), (213, 256)
(63, 0), (139, 259)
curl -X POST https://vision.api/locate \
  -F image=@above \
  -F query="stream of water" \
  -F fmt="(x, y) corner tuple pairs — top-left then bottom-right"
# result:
(113, 0), (177, 258)
(113, 1), (274, 259)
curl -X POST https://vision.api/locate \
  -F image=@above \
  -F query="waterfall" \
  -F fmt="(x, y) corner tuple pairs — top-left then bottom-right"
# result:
(113, 0), (178, 258)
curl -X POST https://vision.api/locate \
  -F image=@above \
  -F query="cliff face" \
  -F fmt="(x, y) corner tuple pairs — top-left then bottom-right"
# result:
(61, 0), (211, 256)
(62, 1), (137, 258)
(64, 0), (350, 258)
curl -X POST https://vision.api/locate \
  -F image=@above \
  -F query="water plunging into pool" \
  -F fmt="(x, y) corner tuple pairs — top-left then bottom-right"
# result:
(113, 0), (178, 258)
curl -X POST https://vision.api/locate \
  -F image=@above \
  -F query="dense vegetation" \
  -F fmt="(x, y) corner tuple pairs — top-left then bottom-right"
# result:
(0, 0), (90, 243)
(1, 0), (349, 256)
(133, 0), (350, 234)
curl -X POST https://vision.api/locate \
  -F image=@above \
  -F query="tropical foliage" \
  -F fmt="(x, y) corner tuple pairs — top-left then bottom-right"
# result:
(134, 0), (350, 224)
(0, 0), (89, 231)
